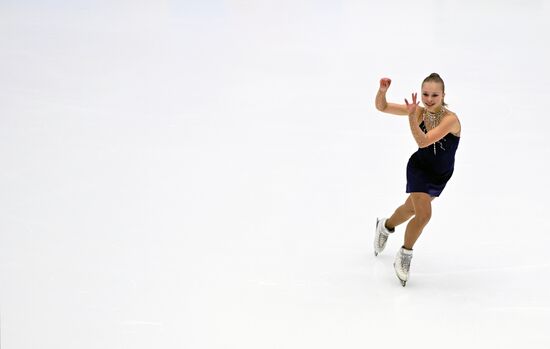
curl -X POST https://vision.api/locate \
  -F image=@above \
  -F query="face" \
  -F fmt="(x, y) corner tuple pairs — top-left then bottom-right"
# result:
(421, 81), (445, 111)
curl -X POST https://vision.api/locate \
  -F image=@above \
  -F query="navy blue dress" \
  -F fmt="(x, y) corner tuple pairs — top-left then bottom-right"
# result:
(406, 121), (460, 197)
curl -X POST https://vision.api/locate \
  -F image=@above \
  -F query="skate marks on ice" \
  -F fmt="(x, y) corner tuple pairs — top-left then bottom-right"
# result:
(486, 306), (550, 313)
(410, 262), (550, 296)
(414, 262), (550, 277)
(119, 320), (164, 327)
(370, 250), (550, 288)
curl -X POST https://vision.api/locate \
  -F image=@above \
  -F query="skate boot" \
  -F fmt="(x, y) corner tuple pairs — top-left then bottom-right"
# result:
(394, 247), (413, 287)
(374, 218), (394, 256)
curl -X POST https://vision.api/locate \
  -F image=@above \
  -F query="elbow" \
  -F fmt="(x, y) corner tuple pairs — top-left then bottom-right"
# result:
(416, 136), (431, 148)
(375, 104), (386, 112)
(418, 140), (433, 148)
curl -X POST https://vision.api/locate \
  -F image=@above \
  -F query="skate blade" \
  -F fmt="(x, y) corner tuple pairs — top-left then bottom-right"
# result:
(374, 218), (380, 257)
(393, 262), (407, 287)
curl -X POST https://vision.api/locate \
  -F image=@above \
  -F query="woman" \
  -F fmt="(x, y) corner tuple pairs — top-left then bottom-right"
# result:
(373, 73), (461, 286)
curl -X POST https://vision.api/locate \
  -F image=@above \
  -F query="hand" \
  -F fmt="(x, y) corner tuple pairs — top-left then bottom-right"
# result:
(404, 92), (419, 115)
(379, 77), (391, 92)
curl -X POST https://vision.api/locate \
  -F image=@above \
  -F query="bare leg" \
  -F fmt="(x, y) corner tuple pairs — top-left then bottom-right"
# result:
(403, 193), (433, 249)
(385, 195), (415, 230)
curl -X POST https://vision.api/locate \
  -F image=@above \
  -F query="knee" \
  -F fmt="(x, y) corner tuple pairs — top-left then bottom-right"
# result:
(414, 208), (432, 226)
(403, 201), (415, 216)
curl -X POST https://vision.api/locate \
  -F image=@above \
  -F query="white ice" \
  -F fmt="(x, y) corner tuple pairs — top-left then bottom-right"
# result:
(1, 1), (550, 348)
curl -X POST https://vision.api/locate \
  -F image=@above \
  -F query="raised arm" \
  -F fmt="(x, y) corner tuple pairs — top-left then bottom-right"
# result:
(375, 78), (409, 115)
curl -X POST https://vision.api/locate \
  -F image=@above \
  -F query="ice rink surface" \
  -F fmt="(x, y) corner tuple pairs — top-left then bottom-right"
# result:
(1, 0), (550, 348)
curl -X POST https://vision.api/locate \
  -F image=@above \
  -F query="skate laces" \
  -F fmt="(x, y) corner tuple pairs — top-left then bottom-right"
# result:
(400, 253), (412, 272)
(376, 221), (389, 248)
(377, 232), (388, 249)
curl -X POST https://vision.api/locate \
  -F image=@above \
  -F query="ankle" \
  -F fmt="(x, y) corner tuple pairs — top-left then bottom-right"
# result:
(384, 220), (395, 232)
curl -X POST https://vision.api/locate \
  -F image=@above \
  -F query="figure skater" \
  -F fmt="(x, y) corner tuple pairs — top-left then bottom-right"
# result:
(373, 73), (461, 286)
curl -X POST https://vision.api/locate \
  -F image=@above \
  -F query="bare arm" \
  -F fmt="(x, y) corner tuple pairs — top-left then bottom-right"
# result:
(375, 78), (409, 115)
(405, 95), (459, 148)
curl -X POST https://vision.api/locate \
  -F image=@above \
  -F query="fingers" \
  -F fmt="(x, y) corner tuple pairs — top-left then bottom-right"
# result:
(409, 92), (418, 107)
(406, 92), (417, 104)
(405, 96), (419, 111)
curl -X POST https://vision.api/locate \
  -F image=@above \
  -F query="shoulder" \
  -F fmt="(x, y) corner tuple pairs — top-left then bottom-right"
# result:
(445, 109), (457, 117)
(444, 110), (461, 135)
(442, 109), (459, 123)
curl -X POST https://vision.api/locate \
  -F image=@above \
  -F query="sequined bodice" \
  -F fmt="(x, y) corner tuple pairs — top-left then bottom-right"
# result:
(415, 121), (460, 173)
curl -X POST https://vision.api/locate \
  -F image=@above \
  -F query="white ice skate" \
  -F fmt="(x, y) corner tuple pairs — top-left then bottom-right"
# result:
(394, 247), (413, 287)
(374, 218), (394, 256)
